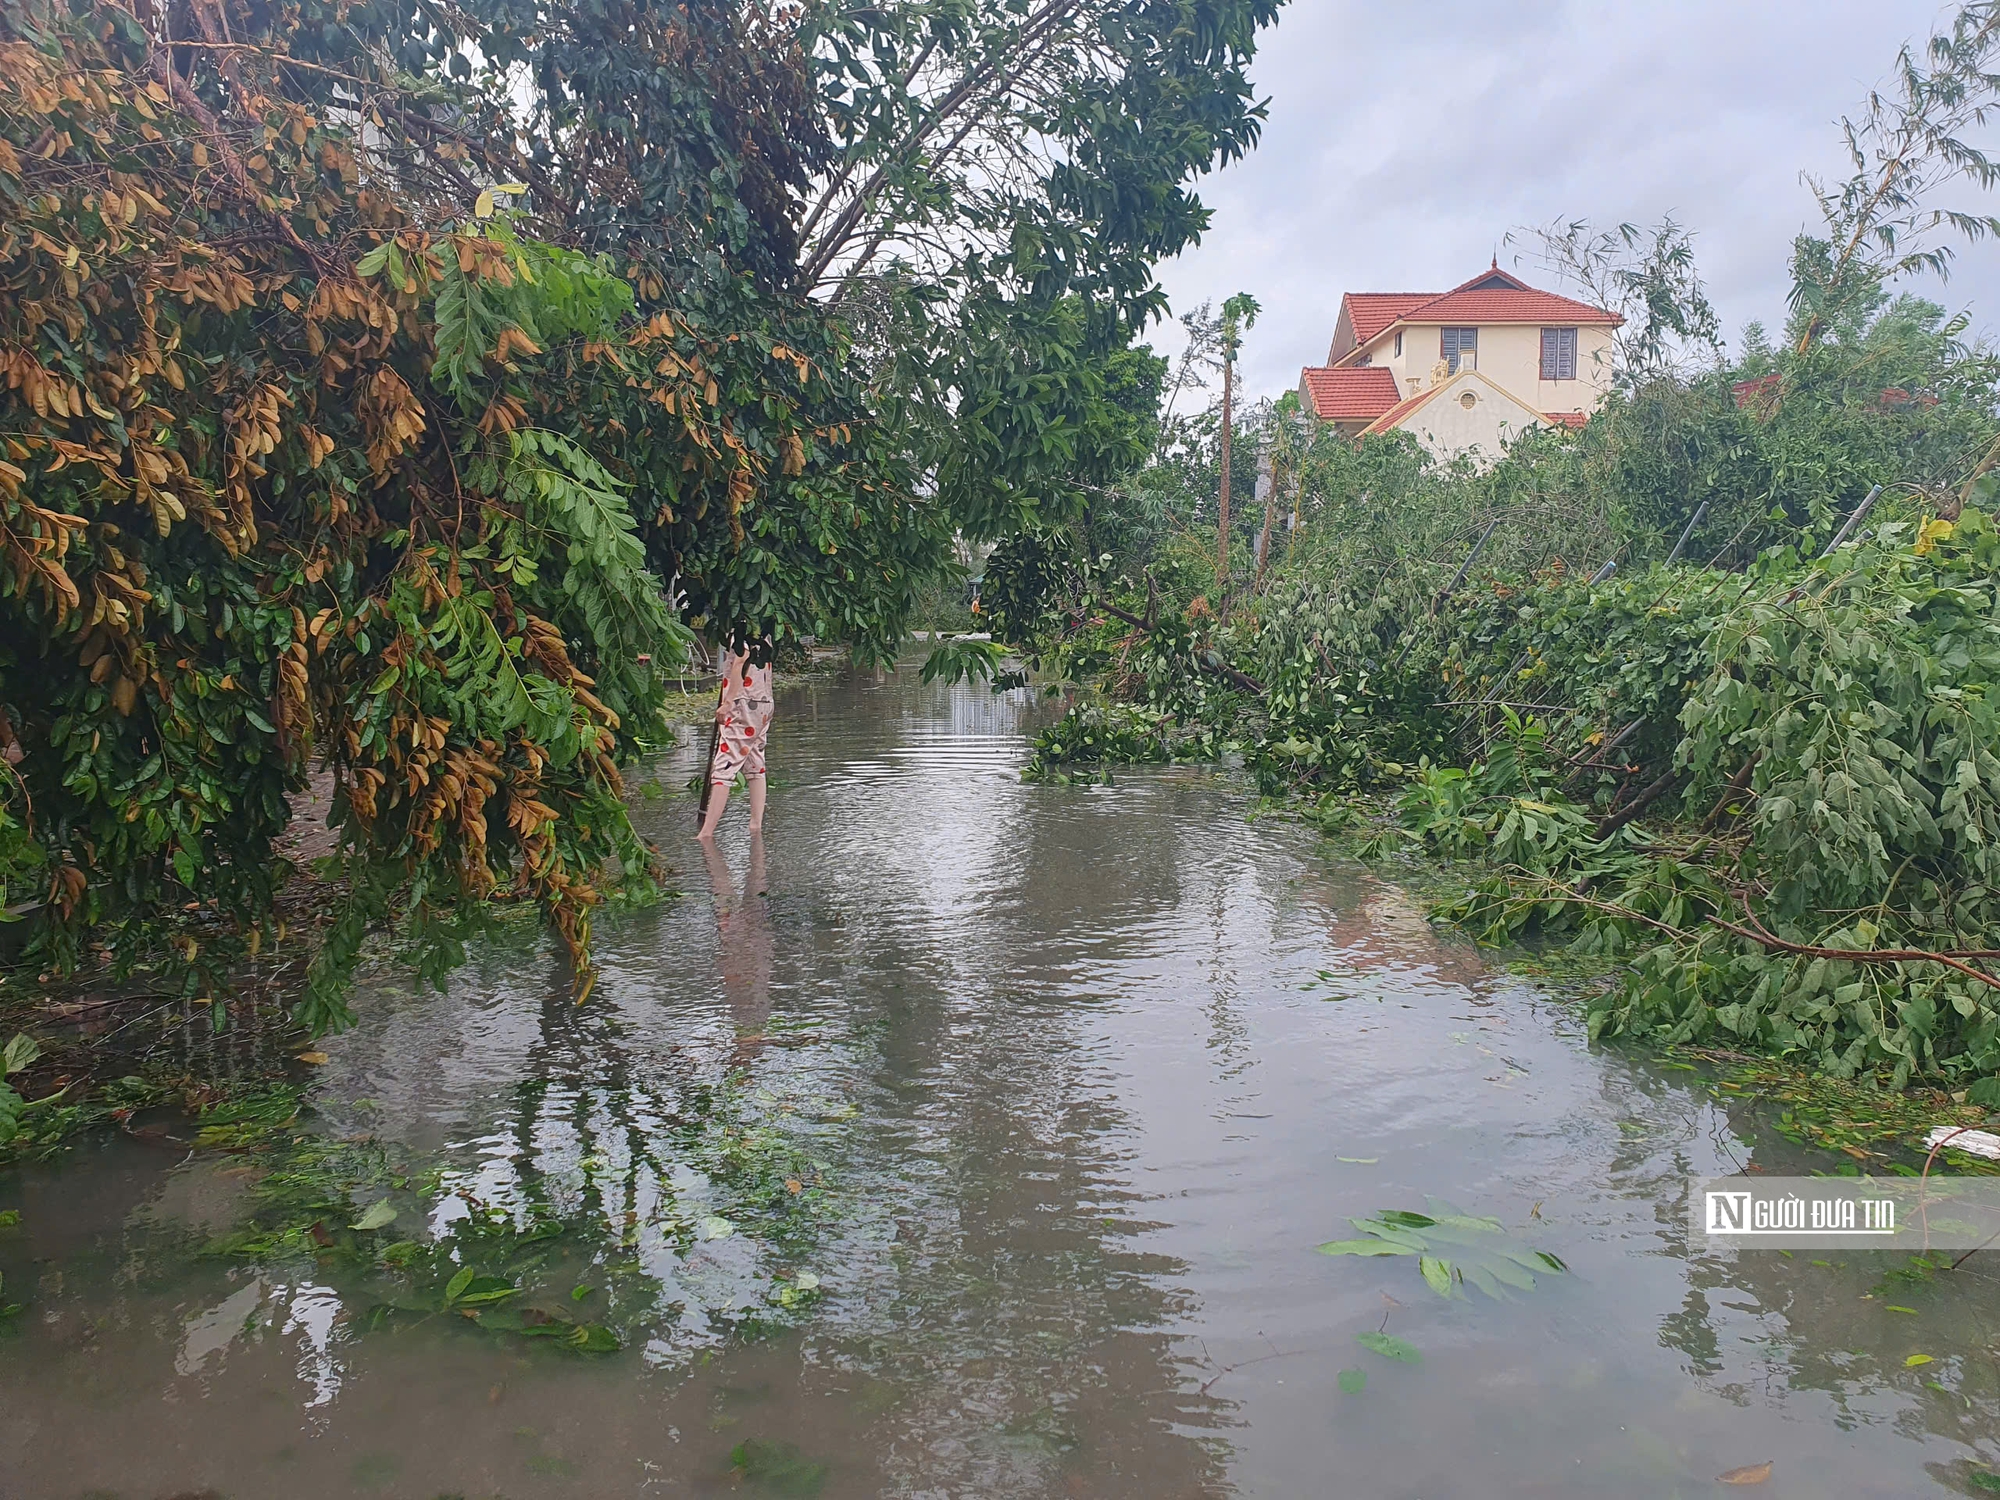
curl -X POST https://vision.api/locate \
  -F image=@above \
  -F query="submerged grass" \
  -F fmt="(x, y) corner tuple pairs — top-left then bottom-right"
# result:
(192, 1075), (845, 1358)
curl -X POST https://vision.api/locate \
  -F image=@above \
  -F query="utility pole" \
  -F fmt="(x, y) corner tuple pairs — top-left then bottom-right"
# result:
(1215, 293), (1259, 607)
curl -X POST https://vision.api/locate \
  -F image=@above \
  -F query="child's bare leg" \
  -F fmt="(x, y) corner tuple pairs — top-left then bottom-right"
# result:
(698, 781), (731, 841)
(746, 773), (767, 832)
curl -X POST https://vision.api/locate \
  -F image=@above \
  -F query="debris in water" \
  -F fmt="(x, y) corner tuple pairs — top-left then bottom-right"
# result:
(1716, 1460), (1773, 1485)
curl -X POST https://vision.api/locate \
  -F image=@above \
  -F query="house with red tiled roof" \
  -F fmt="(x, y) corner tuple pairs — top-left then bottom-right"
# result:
(1298, 264), (1622, 462)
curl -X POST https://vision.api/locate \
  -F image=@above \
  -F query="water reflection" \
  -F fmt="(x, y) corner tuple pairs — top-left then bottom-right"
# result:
(703, 829), (773, 1066)
(1, 664), (1997, 1497)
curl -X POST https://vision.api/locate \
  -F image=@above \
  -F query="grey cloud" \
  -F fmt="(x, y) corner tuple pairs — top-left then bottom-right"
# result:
(1155, 0), (2000, 398)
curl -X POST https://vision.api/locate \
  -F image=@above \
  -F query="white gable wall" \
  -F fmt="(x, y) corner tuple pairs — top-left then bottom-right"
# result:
(1385, 371), (1548, 468)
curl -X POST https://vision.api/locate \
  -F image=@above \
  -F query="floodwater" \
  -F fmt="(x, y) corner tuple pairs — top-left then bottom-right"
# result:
(5, 663), (2000, 1499)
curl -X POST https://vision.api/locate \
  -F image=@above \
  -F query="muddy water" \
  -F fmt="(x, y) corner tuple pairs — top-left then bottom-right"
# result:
(5, 664), (2000, 1499)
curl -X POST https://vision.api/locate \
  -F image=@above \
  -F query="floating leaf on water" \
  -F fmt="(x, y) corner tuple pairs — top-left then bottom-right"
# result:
(1336, 1157), (1379, 1164)
(566, 1322), (620, 1353)
(1906, 1353), (1934, 1367)
(1419, 1255), (1455, 1298)
(1337, 1367), (1366, 1395)
(1375, 1210), (1438, 1229)
(1318, 1202), (1566, 1299)
(1354, 1331), (1421, 1364)
(793, 1272), (820, 1290)
(294, 1051), (329, 1066)
(349, 1199), (397, 1232)
(1885, 1305), (1919, 1314)
(443, 1266), (476, 1305)
(1968, 1471), (2000, 1493)
(455, 1276), (522, 1307)
(1716, 1460), (1772, 1485)
(699, 1215), (736, 1240)
(571, 1284), (595, 1301)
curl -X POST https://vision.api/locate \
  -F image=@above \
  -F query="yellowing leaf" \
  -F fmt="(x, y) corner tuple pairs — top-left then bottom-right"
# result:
(1717, 1461), (1772, 1486)
(1915, 517), (1955, 556)
(474, 189), (495, 219)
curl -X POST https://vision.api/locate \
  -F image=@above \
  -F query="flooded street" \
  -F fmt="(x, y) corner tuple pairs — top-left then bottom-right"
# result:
(4, 662), (2000, 1498)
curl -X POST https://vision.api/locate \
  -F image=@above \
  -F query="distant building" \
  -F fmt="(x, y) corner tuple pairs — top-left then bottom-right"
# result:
(1297, 263), (1621, 463)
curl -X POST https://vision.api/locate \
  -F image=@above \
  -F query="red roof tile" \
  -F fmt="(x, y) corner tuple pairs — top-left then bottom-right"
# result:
(1731, 373), (1780, 409)
(1345, 293), (1439, 346)
(1408, 289), (1620, 327)
(1400, 268), (1621, 328)
(1300, 365), (1399, 421)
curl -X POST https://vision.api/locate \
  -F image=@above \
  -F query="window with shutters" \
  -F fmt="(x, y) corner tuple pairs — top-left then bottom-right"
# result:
(1540, 326), (1577, 381)
(1441, 327), (1477, 372)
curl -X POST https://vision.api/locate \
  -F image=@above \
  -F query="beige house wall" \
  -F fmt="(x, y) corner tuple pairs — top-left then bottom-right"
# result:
(1347, 322), (1616, 415)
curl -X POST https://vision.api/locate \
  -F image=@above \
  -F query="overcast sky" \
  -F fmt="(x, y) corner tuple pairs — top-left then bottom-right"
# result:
(1153, 0), (2000, 401)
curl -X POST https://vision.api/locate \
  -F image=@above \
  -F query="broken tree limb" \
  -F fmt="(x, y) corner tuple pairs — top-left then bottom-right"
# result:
(1594, 765), (1689, 840)
(1701, 754), (1762, 831)
(1708, 898), (2000, 993)
(1509, 879), (2000, 993)
(1097, 601), (1265, 696)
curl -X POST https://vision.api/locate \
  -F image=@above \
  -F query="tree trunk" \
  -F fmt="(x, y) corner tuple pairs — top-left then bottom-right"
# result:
(1217, 352), (1233, 605)
(1255, 450), (1280, 592)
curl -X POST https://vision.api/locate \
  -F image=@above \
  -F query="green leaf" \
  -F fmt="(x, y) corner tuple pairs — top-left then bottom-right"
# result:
(1374, 1210), (1438, 1229)
(349, 1199), (397, 1232)
(1337, 1367), (1366, 1395)
(1315, 1239), (1417, 1257)
(443, 1266), (475, 1305)
(1419, 1255), (1455, 1298)
(566, 1322), (620, 1352)
(455, 1277), (522, 1306)
(2, 1034), (39, 1076)
(1355, 1331), (1421, 1364)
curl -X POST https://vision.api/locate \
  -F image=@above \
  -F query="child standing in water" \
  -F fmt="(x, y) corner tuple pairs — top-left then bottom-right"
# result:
(698, 639), (774, 840)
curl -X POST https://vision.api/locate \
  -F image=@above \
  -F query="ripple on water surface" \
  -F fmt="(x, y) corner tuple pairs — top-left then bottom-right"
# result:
(2, 664), (1998, 1499)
